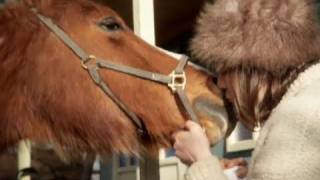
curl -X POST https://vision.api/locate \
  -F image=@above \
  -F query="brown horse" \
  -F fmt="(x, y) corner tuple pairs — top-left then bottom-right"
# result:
(0, 0), (227, 156)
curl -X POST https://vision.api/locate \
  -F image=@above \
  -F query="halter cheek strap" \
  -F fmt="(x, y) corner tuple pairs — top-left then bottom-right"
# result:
(31, 8), (199, 137)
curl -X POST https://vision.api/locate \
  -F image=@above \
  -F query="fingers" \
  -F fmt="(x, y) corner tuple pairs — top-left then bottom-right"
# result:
(172, 130), (189, 140)
(175, 150), (192, 165)
(220, 159), (230, 169)
(223, 158), (247, 169)
(172, 131), (190, 150)
(172, 120), (202, 137)
(221, 158), (248, 178)
(236, 166), (248, 178)
(229, 158), (247, 168)
(172, 120), (198, 141)
(237, 158), (247, 168)
(171, 120), (207, 148)
(171, 128), (185, 144)
(171, 131), (179, 140)
(185, 120), (203, 132)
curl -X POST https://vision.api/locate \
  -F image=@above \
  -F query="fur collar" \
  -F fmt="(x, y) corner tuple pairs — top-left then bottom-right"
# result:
(191, 0), (320, 75)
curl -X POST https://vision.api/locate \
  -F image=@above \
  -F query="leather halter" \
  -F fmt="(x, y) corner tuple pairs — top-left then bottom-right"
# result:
(31, 9), (199, 136)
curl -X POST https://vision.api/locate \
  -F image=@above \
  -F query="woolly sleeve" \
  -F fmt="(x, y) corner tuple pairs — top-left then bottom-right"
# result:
(247, 92), (320, 179)
(184, 156), (228, 180)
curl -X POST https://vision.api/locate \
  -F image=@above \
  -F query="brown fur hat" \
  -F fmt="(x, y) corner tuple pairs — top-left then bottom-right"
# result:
(191, 0), (320, 74)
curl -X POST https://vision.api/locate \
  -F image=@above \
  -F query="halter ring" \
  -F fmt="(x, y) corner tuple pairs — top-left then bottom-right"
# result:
(168, 71), (186, 92)
(81, 55), (97, 69)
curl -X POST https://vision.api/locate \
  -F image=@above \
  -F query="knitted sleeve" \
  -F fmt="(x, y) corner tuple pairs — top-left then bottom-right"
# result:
(248, 92), (320, 180)
(184, 156), (228, 180)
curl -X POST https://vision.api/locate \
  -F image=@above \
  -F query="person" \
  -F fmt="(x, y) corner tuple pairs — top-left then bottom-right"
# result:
(173, 0), (320, 179)
(173, 121), (248, 180)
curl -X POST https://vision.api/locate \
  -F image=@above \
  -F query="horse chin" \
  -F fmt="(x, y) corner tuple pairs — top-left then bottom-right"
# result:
(193, 96), (229, 145)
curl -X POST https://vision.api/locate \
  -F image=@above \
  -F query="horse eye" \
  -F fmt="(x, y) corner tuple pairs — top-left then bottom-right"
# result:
(98, 17), (122, 32)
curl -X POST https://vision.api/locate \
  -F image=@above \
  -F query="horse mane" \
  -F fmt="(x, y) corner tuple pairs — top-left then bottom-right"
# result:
(0, 0), (98, 102)
(0, 0), (135, 155)
(0, 0), (184, 156)
(0, 0), (99, 23)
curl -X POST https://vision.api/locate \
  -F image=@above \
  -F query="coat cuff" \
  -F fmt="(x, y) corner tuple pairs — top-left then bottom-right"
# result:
(185, 156), (227, 180)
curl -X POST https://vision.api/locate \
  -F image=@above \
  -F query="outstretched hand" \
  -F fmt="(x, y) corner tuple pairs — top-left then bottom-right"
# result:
(172, 121), (249, 179)
(221, 158), (248, 178)
(172, 121), (212, 165)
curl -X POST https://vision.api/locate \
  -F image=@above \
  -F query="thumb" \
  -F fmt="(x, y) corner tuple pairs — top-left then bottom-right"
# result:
(184, 120), (202, 132)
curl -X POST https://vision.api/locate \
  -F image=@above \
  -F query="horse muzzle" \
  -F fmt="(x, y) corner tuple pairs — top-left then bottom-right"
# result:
(193, 96), (229, 145)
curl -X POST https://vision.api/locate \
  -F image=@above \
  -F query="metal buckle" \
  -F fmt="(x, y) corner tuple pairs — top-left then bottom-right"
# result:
(81, 55), (97, 69)
(168, 71), (186, 92)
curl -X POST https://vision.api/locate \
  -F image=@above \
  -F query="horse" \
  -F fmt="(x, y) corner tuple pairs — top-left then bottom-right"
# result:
(0, 0), (228, 157)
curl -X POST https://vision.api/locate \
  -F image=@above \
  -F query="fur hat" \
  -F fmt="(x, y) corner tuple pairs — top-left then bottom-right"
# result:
(191, 0), (320, 74)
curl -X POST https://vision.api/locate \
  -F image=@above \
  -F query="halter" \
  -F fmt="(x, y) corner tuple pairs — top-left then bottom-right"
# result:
(31, 9), (199, 137)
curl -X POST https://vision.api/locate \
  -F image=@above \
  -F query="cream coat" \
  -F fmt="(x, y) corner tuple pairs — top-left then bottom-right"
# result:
(185, 63), (320, 180)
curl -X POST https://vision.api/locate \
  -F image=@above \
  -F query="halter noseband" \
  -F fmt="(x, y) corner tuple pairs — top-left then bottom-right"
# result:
(31, 9), (199, 137)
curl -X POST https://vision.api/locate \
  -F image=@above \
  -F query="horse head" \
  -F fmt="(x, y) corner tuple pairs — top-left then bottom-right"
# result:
(0, 0), (229, 155)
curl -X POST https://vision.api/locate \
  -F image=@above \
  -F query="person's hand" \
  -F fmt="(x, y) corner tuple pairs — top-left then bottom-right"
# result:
(172, 121), (212, 165)
(220, 158), (248, 178)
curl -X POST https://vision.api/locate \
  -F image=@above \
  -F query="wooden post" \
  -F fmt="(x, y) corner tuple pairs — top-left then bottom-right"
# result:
(100, 156), (114, 180)
(133, 1), (161, 180)
(81, 154), (96, 180)
(133, 0), (156, 44)
(139, 154), (160, 180)
(17, 140), (31, 180)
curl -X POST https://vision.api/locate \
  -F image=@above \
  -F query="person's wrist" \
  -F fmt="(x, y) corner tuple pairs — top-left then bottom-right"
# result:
(194, 148), (212, 162)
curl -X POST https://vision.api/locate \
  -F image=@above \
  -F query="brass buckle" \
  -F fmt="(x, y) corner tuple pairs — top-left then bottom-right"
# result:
(81, 55), (97, 69)
(168, 71), (186, 92)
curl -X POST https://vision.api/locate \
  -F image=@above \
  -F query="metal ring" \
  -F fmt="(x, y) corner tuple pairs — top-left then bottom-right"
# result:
(168, 71), (187, 92)
(81, 55), (97, 69)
